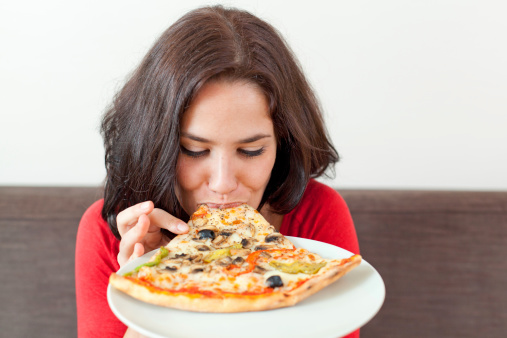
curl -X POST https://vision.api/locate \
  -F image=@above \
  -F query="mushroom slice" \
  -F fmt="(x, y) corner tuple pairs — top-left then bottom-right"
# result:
(212, 235), (226, 246)
(245, 223), (256, 237)
(189, 253), (203, 263)
(218, 231), (233, 237)
(163, 258), (183, 265)
(264, 233), (284, 243)
(192, 217), (208, 228)
(196, 245), (211, 251)
(199, 225), (219, 232)
(253, 244), (276, 251)
(180, 260), (192, 267)
(240, 238), (254, 249)
(215, 256), (233, 267)
(190, 264), (206, 273)
(232, 256), (245, 265)
(253, 265), (268, 274)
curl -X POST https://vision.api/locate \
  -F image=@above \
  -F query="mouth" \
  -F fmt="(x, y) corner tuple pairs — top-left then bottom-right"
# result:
(202, 202), (245, 209)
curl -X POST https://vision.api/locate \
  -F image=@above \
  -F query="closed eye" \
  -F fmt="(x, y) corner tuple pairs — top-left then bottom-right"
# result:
(238, 147), (265, 158)
(180, 146), (208, 158)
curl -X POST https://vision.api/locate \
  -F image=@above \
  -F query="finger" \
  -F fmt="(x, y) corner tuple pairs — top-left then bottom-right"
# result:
(120, 214), (150, 251)
(149, 208), (189, 234)
(129, 242), (145, 262)
(117, 201), (154, 237)
(118, 214), (150, 264)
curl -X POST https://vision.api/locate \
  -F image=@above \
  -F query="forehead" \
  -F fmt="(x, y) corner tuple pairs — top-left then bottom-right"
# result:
(180, 80), (274, 141)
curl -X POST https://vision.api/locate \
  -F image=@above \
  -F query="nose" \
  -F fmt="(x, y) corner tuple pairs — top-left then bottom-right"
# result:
(208, 153), (238, 196)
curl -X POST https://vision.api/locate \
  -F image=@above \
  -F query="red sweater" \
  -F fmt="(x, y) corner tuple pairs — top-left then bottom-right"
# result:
(75, 179), (360, 337)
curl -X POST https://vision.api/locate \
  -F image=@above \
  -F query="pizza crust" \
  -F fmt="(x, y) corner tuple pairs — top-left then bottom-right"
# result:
(281, 254), (362, 306)
(109, 254), (361, 313)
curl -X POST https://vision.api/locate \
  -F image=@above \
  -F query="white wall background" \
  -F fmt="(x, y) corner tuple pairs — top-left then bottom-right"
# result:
(1, 0), (506, 190)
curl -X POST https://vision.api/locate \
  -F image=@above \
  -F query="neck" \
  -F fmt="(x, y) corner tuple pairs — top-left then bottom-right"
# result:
(260, 205), (284, 231)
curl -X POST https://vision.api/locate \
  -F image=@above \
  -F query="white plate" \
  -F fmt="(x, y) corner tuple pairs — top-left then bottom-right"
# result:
(108, 236), (385, 338)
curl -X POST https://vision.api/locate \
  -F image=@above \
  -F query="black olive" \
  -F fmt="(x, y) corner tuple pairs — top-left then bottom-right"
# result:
(198, 229), (216, 240)
(265, 275), (283, 288)
(241, 238), (249, 246)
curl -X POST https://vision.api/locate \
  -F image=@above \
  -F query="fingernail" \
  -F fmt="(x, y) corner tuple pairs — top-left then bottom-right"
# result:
(141, 201), (151, 211)
(177, 222), (188, 232)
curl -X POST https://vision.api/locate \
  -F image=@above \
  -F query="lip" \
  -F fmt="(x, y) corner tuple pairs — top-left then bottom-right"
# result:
(202, 202), (245, 209)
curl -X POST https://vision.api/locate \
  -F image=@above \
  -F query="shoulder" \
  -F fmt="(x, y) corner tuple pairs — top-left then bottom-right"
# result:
(300, 179), (349, 212)
(282, 179), (350, 226)
(81, 199), (105, 223)
(76, 199), (121, 272)
(77, 199), (118, 253)
(78, 199), (108, 237)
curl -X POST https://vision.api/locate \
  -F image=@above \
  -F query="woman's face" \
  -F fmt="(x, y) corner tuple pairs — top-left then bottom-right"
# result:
(175, 80), (277, 216)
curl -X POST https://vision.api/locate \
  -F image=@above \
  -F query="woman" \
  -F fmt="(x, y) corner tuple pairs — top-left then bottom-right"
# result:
(76, 5), (359, 338)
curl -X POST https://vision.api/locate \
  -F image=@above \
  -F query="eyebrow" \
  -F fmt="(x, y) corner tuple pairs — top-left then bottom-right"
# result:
(181, 132), (272, 144)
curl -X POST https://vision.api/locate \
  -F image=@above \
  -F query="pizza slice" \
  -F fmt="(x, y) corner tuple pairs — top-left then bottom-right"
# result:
(109, 204), (361, 312)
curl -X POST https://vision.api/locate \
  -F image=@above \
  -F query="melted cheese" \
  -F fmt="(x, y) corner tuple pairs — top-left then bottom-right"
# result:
(129, 204), (324, 294)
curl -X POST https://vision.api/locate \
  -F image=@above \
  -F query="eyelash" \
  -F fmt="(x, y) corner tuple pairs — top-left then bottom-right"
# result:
(180, 147), (208, 158)
(238, 148), (265, 158)
(180, 146), (265, 158)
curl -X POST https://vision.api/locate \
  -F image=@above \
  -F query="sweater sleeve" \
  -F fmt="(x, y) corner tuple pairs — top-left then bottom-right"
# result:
(75, 200), (127, 337)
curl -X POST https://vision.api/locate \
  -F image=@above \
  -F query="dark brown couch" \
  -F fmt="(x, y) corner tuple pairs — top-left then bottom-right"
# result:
(1, 187), (506, 337)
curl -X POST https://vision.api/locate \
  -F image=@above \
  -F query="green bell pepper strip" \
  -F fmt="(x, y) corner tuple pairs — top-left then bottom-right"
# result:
(124, 246), (169, 276)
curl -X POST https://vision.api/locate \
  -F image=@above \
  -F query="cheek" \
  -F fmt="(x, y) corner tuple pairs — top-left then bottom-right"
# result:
(243, 152), (277, 189)
(176, 157), (201, 191)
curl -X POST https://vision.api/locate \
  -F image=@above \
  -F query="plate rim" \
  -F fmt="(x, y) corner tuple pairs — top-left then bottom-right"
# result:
(108, 236), (385, 338)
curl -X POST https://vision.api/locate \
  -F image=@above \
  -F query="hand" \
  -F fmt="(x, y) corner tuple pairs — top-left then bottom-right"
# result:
(116, 201), (189, 268)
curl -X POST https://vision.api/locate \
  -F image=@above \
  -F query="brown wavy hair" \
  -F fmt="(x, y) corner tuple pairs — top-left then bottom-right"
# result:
(101, 5), (339, 239)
